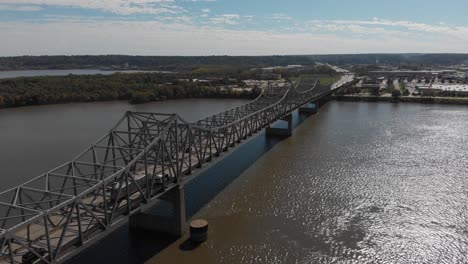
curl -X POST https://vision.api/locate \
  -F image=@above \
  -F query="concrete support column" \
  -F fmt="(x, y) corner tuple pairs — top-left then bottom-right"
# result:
(130, 185), (186, 237)
(285, 114), (292, 132)
(299, 103), (318, 115)
(317, 94), (333, 108)
(265, 114), (292, 138)
(171, 185), (186, 237)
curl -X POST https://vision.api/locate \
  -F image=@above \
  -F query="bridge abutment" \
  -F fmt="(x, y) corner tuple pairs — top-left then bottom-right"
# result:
(265, 114), (292, 138)
(130, 185), (187, 237)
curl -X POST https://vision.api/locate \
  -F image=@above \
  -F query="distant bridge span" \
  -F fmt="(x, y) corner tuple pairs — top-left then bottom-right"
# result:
(0, 75), (350, 264)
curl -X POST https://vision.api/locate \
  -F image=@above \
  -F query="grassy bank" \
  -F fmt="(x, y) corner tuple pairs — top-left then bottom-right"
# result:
(291, 74), (341, 86)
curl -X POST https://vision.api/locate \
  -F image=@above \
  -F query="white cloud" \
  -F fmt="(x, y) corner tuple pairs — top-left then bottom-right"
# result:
(0, 0), (181, 15)
(1, 3), (468, 56)
(0, 4), (42, 11)
(304, 19), (468, 41)
(210, 14), (242, 25)
(270, 13), (293, 21)
(1, 19), (467, 56)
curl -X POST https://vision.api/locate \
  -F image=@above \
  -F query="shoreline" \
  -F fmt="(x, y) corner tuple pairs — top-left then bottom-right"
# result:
(0, 97), (253, 111)
(333, 95), (468, 105)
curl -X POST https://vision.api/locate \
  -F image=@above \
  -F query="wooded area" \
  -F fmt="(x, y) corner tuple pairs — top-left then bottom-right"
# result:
(1, 54), (466, 72)
(0, 63), (338, 108)
(0, 55), (316, 71)
(0, 73), (260, 108)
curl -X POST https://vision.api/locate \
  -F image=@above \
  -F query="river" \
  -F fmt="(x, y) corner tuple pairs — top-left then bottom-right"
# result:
(0, 99), (247, 190)
(1, 101), (468, 263)
(151, 101), (468, 264)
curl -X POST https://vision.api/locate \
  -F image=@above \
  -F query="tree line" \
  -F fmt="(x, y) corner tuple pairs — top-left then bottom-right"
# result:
(0, 55), (317, 71)
(0, 73), (261, 108)
(1, 54), (467, 72)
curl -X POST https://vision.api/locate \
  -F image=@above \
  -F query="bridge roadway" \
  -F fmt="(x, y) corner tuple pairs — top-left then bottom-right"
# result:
(0, 76), (349, 264)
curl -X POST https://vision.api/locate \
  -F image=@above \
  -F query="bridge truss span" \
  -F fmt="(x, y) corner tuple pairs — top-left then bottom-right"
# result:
(0, 77), (333, 264)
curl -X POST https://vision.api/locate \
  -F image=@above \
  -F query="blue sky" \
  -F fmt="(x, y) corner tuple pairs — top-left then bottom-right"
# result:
(1, 0), (468, 56)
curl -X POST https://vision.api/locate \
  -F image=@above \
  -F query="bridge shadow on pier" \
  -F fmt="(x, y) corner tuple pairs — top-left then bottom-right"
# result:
(66, 107), (319, 264)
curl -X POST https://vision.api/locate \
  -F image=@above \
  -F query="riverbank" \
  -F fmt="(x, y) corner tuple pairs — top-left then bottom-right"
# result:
(333, 94), (468, 105)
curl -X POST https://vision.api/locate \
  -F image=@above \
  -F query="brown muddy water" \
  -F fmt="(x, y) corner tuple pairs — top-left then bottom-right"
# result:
(1, 100), (467, 264)
(151, 102), (468, 264)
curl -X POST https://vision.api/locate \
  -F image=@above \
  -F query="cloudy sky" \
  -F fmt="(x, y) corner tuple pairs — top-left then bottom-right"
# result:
(1, 0), (468, 56)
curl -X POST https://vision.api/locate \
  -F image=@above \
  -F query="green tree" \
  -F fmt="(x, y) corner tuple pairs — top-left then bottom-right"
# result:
(400, 83), (409, 96)
(392, 89), (401, 98)
(371, 87), (380, 96)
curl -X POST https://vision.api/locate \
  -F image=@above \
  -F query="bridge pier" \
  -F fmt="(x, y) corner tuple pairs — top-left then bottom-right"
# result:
(265, 114), (292, 138)
(130, 185), (186, 237)
(299, 102), (318, 115)
(316, 94), (333, 108)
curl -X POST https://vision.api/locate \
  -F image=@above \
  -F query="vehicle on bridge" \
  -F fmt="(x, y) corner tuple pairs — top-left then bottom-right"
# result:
(108, 171), (173, 204)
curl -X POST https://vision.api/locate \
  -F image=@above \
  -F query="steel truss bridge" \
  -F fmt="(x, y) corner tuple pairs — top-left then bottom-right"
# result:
(0, 77), (339, 264)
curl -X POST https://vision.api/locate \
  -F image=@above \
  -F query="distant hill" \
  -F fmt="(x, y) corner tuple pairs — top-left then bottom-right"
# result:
(0, 54), (467, 71)
(309, 53), (468, 66)
(0, 55), (316, 71)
